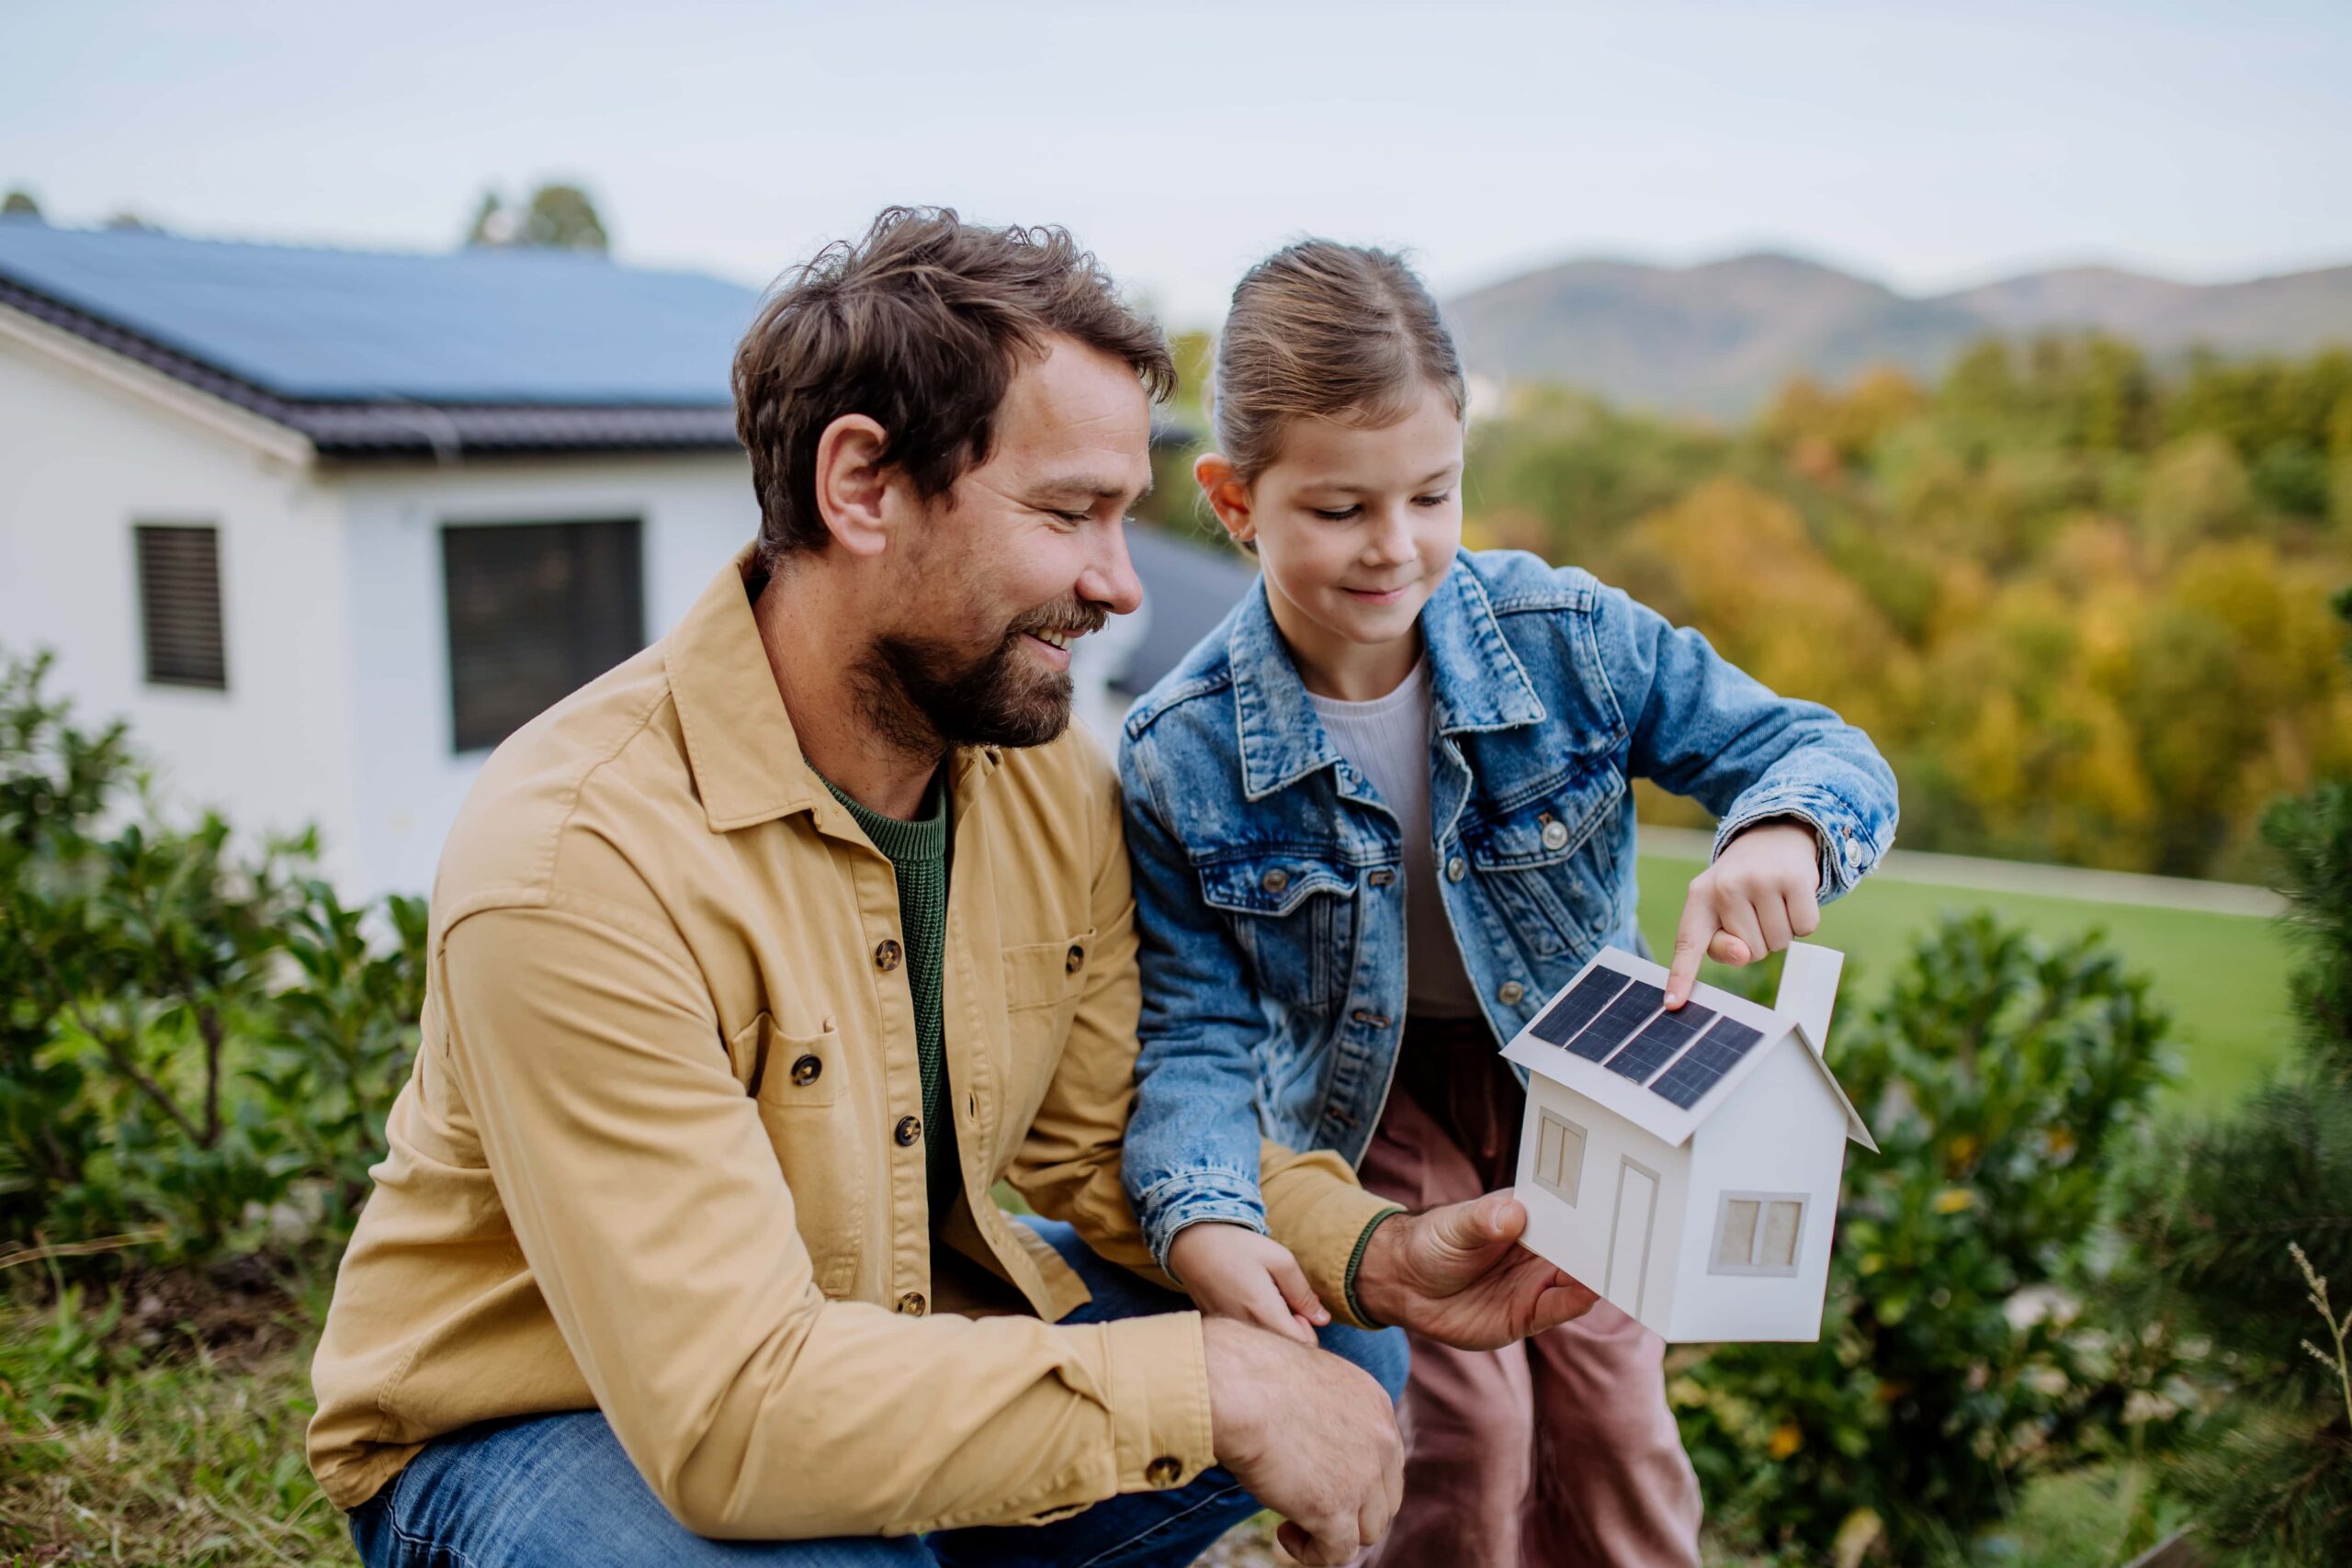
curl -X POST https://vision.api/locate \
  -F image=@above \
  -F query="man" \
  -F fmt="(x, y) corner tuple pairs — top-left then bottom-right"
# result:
(309, 208), (1594, 1568)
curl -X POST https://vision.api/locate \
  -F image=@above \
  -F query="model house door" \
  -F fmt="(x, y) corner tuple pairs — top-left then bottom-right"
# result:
(1604, 1157), (1659, 1319)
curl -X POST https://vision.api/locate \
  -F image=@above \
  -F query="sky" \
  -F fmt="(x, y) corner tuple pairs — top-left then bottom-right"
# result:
(5, 0), (2348, 326)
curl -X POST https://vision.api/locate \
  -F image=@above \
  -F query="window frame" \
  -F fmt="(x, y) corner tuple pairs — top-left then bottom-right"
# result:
(1532, 1109), (1589, 1206)
(1706, 1189), (1809, 1278)
(132, 521), (228, 692)
(439, 516), (646, 755)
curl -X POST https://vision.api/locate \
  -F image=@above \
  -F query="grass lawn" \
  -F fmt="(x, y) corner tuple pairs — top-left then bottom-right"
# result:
(1636, 850), (2299, 1101)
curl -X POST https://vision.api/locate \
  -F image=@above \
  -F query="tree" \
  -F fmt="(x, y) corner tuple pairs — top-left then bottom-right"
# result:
(2120, 587), (2352, 1564)
(463, 181), (609, 253)
(2, 186), (40, 219)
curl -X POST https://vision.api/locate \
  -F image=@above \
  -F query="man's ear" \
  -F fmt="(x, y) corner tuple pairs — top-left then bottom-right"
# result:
(813, 413), (896, 558)
(1194, 453), (1255, 547)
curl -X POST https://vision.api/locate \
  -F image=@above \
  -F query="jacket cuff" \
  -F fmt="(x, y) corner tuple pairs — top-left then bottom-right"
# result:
(1099, 1310), (1216, 1497)
(1713, 784), (1891, 902)
(1261, 1146), (1407, 1331)
(1135, 1170), (1269, 1274)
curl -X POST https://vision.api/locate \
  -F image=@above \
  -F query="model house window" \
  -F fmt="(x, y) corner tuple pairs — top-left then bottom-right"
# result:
(134, 524), (226, 690)
(1532, 1110), (1587, 1205)
(443, 519), (645, 752)
(1709, 1191), (1807, 1277)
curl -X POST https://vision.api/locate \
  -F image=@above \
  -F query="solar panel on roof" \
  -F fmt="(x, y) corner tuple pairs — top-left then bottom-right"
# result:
(1563, 979), (1666, 1062)
(1531, 968), (1630, 1047)
(1602, 1000), (1716, 1084)
(1647, 1017), (1768, 1109)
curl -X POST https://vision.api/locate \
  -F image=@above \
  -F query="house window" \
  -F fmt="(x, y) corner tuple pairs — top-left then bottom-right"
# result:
(1532, 1110), (1588, 1205)
(443, 519), (645, 753)
(134, 524), (226, 690)
(1709, 1191), (1807, 1277)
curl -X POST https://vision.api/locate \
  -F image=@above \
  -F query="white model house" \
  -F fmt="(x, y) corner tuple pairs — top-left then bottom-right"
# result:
(0, 218), (1216, 902)
(1502, 942), (1876, 1343)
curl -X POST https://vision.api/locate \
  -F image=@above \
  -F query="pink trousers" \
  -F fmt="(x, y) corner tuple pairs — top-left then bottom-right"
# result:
(1355, 1020), (1703, 1568)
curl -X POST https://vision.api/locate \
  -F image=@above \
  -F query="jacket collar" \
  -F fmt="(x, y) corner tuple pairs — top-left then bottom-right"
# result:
(666, 547), (1002, 833)
(1227, 551), (1547, 802)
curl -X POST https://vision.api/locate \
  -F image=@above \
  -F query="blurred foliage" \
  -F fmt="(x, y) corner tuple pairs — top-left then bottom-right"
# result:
(0, 649), (424, 1267)
(2114, 592), (2352, 1565)
(464, 180), (610, 252)
(1447, 335), (2352, 881)
(1674, 913), (2183, 1563)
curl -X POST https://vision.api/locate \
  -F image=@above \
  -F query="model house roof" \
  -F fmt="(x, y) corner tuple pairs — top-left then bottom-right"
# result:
(0, 218), (759, 457)
(1501, 947), (1876, 1152)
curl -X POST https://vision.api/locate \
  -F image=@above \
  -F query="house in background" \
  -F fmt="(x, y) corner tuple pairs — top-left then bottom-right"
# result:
(1501, 942), (1876, 1343)
(0, 219), (764, 900)
(0, 218), (1246, 901)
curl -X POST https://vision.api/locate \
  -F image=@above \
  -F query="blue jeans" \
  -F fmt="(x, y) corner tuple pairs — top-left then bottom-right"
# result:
(349, 1217), (1408, 1568)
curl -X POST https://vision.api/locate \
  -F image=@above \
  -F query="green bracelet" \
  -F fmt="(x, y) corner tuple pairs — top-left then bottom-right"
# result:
(1343, 1208), (1408, 1328)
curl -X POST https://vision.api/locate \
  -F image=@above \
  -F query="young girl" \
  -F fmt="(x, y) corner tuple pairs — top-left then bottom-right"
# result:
(1116, 243), (1897, 1566)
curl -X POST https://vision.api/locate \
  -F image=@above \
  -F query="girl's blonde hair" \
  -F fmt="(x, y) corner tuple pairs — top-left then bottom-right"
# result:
(1208, 240), (1466, 483)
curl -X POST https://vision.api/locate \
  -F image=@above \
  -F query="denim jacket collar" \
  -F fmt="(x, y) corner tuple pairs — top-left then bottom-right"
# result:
(1226, 551), (1548, 802)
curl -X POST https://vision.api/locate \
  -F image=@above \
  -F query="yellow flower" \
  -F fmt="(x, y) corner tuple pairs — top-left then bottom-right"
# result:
(1934, 1187), (1978, 1214)
(1769, 1421), (1804, 1460)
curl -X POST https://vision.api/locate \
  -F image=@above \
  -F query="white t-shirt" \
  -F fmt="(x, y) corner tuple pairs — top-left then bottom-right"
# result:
(1306, 658), (1483, 1019)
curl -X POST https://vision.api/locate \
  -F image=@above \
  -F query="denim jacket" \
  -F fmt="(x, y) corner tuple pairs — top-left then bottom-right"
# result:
(1115, 548), (1898, 1270)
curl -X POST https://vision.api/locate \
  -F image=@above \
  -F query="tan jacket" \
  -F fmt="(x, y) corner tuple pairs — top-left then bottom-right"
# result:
(306, 550), (1396, 1539)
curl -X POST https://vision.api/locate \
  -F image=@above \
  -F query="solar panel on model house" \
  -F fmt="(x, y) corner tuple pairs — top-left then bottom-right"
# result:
(1523, 966), (1775, 1110)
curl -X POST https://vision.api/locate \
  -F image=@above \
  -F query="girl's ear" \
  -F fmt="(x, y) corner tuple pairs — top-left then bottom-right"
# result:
(1194, 453), (1256, 547)
(812, 412), (895, 558)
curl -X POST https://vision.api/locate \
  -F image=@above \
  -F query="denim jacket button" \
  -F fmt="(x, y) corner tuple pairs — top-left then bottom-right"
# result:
(1540, 820), (1570, 851)
(1367, 868), (1395, 888)
(1261, 867), (1291, 894)
(1445, 856), (1466, 883)
(1498, 981), (1526, 1006)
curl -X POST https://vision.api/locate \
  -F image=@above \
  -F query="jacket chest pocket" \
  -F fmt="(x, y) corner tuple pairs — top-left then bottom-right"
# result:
(1461, 764), (1624, 960)
(732, 1010), (859, 1295)
(1003, 931), (1091, 1051)
(1197, 852), (1358, 1010)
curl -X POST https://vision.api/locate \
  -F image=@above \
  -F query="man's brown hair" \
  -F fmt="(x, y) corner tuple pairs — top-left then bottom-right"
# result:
(733, 207), (1175, 566)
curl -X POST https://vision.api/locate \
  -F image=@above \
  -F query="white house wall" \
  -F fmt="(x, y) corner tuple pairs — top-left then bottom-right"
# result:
(0, 327), (360, 882)
(1669, 1038), (1850, 1343)
(333, 454), (757, 902)
(1516, 1075), (1690, 1337)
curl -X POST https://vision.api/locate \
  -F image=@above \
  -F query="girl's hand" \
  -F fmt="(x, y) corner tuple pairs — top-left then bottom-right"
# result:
(1665, 820), (1823, 1008)
(1167, 1222), (1330, 1346)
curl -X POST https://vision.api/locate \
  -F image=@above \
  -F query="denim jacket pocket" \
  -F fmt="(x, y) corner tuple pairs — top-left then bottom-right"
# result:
(1462, 764), (1624, 959)
(1196, 851), (1358, 1010)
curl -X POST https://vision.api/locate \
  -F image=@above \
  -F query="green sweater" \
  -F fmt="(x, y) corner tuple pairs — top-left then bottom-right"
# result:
(821, 770), (960, 1227)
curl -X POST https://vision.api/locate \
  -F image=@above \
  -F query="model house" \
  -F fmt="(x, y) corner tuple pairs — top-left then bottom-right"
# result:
(1502, 942), (1876, 1343)
(0, 218), (1216, 901)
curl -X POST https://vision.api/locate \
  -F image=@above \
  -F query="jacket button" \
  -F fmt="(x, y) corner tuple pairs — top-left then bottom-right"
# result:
(1065, 942), (1085, 974)
(1446, 856), (1467, 883)
(1261, 867), (1290, 894)
(1541, 820), (1570, 851)
(1498, 981), (1527, 1006)
(895, 1115), (922, 1146)
(896, 1292), (927, 1315)
(874, 939), (902, 972)
(1146, 1454), (1183, 1487)
(790, 1054), (822, 1087)
(1367, 868), (1396, 888)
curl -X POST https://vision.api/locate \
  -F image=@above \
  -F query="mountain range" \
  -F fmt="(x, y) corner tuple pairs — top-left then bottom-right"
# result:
(1442, 251), (2352, 419)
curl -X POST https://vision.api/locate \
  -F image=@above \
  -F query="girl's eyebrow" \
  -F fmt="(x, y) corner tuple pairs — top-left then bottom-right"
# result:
(1301, 465), (1463, 495)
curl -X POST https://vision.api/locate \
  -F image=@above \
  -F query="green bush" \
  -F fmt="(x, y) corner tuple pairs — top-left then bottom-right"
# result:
(1676, 913), (2180, 1564)
(0, 649), (424, 1268)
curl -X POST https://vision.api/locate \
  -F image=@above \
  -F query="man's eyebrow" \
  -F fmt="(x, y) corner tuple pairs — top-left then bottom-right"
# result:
(1034, 474), (1151, 502)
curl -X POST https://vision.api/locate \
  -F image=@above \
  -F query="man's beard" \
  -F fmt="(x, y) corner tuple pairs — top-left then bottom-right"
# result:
(852, 600), (1108, 755)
